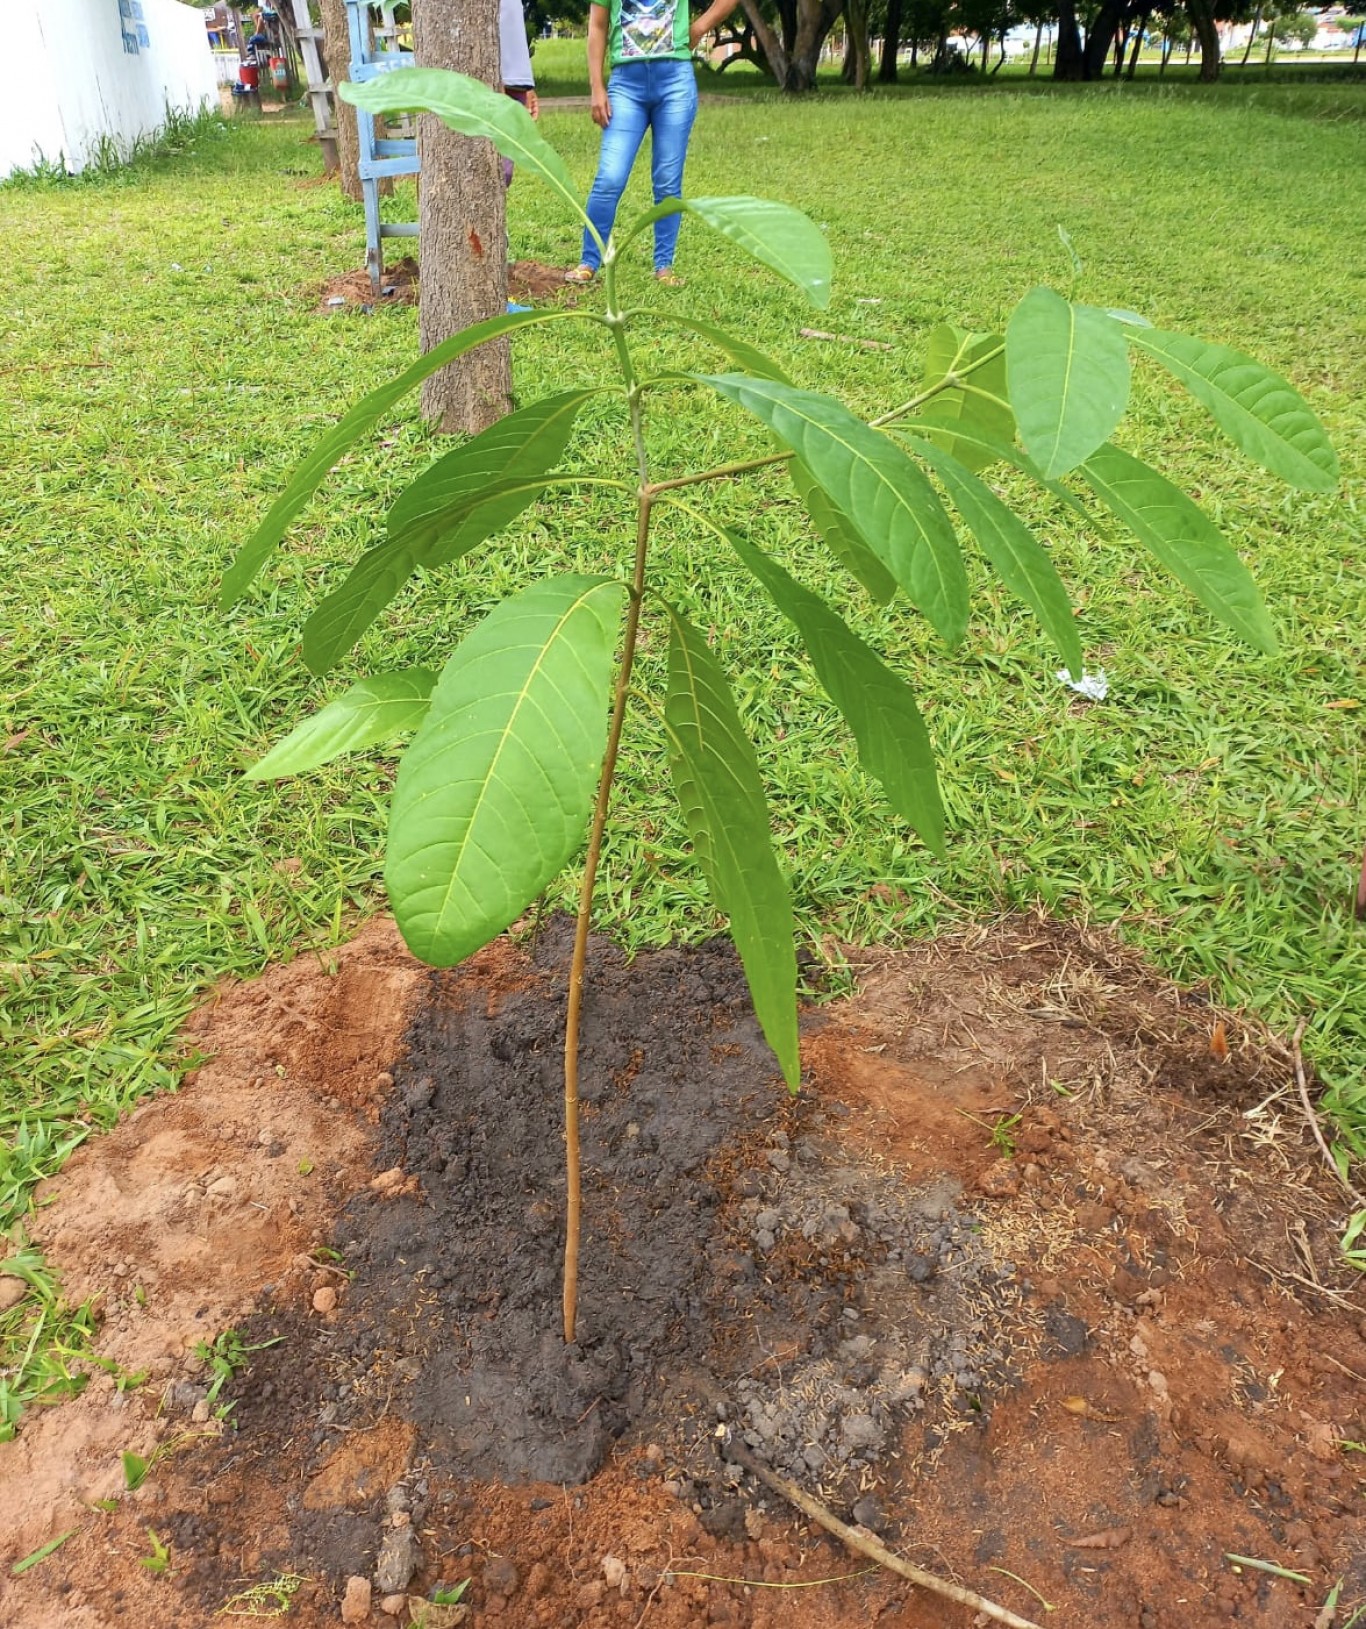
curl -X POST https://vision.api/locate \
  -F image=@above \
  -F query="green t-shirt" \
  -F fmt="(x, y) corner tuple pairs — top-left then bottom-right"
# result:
(593, 0), (691, 67)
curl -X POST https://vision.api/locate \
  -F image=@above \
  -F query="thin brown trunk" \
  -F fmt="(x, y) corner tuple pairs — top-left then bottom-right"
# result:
(1029, 18), (1043, 73)
(1240, 5), (1262, 66)
(1125, 12), (1147, 75)
(1189, 0), (1221, 78)
(414, 0), (511, 433)
(320, 0), (391, 202)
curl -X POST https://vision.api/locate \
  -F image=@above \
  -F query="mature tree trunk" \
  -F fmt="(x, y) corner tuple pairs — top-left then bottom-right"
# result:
(1053, 0), (1087, 76)
(846, 0), (872, 88)
(1082, 0), (1128, 77)
(320, 0), (362, 201)
(739, 0), (791, 80)
(878, 0), (904, 79)
(1188, 0), (1221, 79)
(1029, 17), (1043, 72)
(784, 0), (843, 88)
(414, 0), (511, 433)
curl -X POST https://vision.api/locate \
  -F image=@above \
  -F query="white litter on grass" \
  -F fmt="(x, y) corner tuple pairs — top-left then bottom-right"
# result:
(1057, 668), (1109, 702)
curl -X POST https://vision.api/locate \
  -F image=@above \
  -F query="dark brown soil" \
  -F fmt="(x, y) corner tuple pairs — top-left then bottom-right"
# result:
(1, 916), (1362, 1629)
(316, 259), (575, 313)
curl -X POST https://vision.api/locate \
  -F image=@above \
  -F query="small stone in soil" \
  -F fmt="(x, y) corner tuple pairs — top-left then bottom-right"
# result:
(340, 1576), (372, 1624)
(482, 1555), (519, 1596)
(312, 1287), (338, 1315)
(374, 1525), (423, 1595)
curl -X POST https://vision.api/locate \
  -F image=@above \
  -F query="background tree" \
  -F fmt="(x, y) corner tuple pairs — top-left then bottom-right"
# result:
(413, 0), (512, 433)
(739, 0), (844, 88)
(320, 0), (393, 203)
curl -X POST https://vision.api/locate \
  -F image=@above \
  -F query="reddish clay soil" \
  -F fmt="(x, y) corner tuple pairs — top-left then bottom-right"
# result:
(0, 915), (1362, 1629)
(316, 259), (575, 313)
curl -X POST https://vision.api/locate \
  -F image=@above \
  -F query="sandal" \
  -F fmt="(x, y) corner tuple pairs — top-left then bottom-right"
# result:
(563, 264), (596, 285)
(653, 268), (686, 287)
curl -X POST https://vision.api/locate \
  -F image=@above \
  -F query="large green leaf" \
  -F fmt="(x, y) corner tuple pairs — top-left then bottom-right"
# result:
(1128, 328), (1338, 493)
(918, 325), (1014, 474)
(789, 460), (897, 604)
(386, 576), (625, 967)
(726, 532), (944, 854)
(904, 436), (1084, 679)
(301, 391), (599, 674)
(895, 413), (1096, 524)
(220, 308), (561, 608)
(627, 196), (832, 310)
(1005, 288), (1130, 479)
(662, 605), (799, 1088)
(246, 670), (436, 780)
(656, 315), (792, 383)
(1080, 443), (1278, 656)
(388, 389), (599, 558)
(341, 68), (587, 231)
(696, 373), (968, 647)
(301, 535), (428, 677)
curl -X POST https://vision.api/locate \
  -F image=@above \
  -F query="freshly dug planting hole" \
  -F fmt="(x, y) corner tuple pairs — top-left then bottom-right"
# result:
(2, 916), (1363, 1629)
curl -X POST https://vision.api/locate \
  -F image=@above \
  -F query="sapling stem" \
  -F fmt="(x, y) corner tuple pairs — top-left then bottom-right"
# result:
(561, 262), (652, 1344)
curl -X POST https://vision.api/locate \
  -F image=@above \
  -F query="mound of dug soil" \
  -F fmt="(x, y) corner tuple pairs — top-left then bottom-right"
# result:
(1, 916), (1362, 1629)
(316, 259), (574, 313)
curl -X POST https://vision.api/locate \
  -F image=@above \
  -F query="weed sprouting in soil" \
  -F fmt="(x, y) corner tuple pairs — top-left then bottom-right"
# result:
(221, 71), (1337, 1344)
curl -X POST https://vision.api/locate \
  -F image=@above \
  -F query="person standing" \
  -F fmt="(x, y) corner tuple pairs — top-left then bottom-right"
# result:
(500, 0), (540, 187)
(565, 0), (734, 285)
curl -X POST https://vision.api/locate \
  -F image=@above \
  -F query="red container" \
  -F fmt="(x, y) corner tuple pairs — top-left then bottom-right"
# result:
(239, 62), (259, 89)
(270, 56), (288, 90)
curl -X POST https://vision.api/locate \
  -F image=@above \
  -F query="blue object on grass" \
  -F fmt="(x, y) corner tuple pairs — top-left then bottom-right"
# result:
(507, 302), (533, 314)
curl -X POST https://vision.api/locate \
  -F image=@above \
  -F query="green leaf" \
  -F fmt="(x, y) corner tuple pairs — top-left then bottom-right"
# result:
(340, 68), (587, 231)
(919, 325), (1014, 474)
(655, 315), (792, 384)
(302, 391), (599, 674)
(789, 460), (896, 604)
(895, 414), (1096, 523)
(903, 437), (1084, 679)
(1080, 442), (1278, 656)
(246, 670), (436, 780)
(385, 576), (625, 967)
(220, 308), (560, 607)
(662, 605), (799, 1088)
(696, 373), (968, 647)
(726, 532), (944, 854)
(11, 1530), (78, 1576)
(122, 1451), (149, 1491)
(1128, 328), (1338, 493)
(628, 196), (832, 309)
(388, 389), (599, 560)
(1005, 288), (1130, 478)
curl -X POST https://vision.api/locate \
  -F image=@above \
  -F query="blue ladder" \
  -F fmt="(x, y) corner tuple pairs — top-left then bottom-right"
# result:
(345, 0), (419, 293)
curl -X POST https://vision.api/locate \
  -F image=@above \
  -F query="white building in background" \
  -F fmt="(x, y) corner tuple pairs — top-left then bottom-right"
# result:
(1, 0), (218, 179)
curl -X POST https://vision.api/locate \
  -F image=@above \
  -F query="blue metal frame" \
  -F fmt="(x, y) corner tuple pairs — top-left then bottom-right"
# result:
(345, 0), (419, 292)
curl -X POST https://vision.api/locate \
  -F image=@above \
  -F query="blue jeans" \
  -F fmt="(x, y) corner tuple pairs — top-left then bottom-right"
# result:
(580, 57), (698, 273)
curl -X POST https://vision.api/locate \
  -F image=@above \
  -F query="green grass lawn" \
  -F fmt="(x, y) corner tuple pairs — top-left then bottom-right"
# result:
(1, 83), (1362, 1411)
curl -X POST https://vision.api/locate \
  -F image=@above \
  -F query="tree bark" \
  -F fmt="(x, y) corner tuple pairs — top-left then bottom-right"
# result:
(1240, 4), (1261, 66)
(1082, 0), (1128, 78)
(842, 0), (872, 87)
(1125, 11), (1147, 75)
(783, 0), (843, 88)
(1029, 18), (1043, 73)
(320, 0), (393, 202)
(414, 0), (511, 434)
(739, 0), (790, 80)
(1053, 0), (1087, 77)
(878, 0), (903, 80)
(1188, 0), (1221, 79)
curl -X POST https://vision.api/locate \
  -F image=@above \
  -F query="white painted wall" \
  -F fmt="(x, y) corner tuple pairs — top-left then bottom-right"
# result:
(0, 0), (219, 178)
